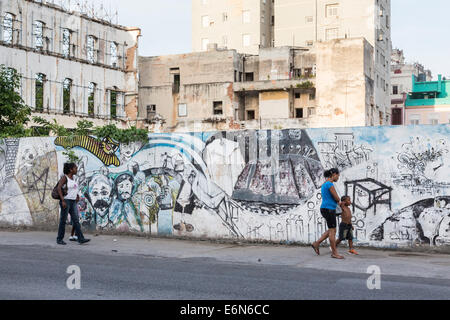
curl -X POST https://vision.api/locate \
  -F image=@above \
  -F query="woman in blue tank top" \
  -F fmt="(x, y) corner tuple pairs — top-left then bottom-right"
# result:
(312, 168), (344, 259)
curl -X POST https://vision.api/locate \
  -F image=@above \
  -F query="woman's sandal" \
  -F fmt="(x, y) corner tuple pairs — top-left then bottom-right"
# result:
(331, 254), (345, 260)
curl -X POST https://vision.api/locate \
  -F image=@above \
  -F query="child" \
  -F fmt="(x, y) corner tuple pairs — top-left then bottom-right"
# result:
(336, 196), (359, 255)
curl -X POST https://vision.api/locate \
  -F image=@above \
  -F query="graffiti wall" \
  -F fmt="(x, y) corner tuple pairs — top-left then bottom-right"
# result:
(0, 125), (449, 248)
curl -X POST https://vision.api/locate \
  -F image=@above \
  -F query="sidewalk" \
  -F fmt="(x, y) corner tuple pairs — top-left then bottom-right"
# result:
(1, 231), (450, 281)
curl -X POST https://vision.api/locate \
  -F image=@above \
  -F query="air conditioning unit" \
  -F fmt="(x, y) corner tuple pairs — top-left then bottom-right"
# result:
(378, 34), (384, 41)
(379, 9), (384, 17)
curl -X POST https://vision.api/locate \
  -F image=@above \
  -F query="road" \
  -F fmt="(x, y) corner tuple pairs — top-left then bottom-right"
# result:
(0, 232), (449, 300)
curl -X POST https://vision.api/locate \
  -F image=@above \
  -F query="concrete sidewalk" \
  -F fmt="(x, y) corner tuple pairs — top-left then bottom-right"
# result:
(1, 231), (450, 281)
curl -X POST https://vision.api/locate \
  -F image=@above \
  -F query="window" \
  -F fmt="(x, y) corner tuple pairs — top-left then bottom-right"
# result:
(35, 73), (46, 112)
(325, 28), (339, 40)
(223, 13), (228, 22)
(178, 103), (187, 117)
(63, 78), (72, 114)
(110, 90), (117, 119)
(201, 38), (209, 51)
(3, 13), (14, 44)
(34, 21), (44, 49)
(295, 108), (304, 119)
(213, 101), (223, 115)
(171, 69), (180, 93)
(306, 40), (313, 47)
(87, 35), (96, 63)
(110, 42), (118, 67)
(243, 34), (251, 47)
(295, 92), (301, 99)
(202, 15), (210, 28)
(410, 115), (420, 125)
(326, 4), (339, 17)
(308, 108), (316, 117)
(62, 28), (71, 57)
(243, 10), (251, 24)
(392, 85), (398, 95)
(430, 119), (439, 125)
(293, 69), (302, 79)
(245, 72), (254, 82)
(309, 93), (315, 100)
(305, 16), (313, 23)
(88, 82), (96, 116)
(247, 110), (255, 120)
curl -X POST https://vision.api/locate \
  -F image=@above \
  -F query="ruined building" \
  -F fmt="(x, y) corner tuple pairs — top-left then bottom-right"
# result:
(0, 0), (141, 129)
(139, 37), (375, 132)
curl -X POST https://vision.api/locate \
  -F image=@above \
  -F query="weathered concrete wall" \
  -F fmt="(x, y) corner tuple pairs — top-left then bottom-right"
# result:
(2, 125), (449, 249)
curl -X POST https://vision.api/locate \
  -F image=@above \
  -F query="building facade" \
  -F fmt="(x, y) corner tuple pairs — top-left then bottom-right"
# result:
(0, 0), (141, 129)
(405, 75), (450, 125)
(390, 49), (432, 125)
(192, 0), (274, 55)
(139, 37), (374, 132)
(274, 0), (392, 125)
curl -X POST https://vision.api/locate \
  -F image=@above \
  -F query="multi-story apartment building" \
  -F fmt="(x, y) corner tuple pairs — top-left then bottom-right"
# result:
(274, 0), (392, 125)
(0, 0), (141, 129)
(192, 0), (274, 55)
(192, 0), (391, 126)
(139, 37), (374, 132)
(390, 49), (432, 125)
(405, 75), (450, 125)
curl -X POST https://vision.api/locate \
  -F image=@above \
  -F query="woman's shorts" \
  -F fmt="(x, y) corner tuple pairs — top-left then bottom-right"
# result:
(320, 208), (337, 229)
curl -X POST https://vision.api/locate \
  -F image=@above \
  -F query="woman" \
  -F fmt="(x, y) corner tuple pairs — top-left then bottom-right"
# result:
(311, 168), (343, 259)
(56, 163), (90, 245)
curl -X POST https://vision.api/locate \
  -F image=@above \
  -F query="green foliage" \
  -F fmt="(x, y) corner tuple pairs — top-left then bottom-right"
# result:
(32, 116), (71, 137)
(93, 124), (149, 145)
(0, 65), (32, 138)
(75, 120), (94, 136)
(62, 148), (80, 163)
(296, 81), (315, 89)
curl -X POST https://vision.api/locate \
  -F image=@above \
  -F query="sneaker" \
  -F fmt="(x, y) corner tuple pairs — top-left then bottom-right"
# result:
(57, 240), (67, 245)
(69, 236), (78, 242)
(348, 249), (359, 255)
(79, 239), (91, 245)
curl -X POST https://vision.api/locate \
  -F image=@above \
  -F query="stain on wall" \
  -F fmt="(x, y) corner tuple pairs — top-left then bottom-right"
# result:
(0, 125), (449, 248)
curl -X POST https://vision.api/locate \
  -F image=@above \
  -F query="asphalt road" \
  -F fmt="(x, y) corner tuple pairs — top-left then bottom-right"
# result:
(0, 244), (449, 300)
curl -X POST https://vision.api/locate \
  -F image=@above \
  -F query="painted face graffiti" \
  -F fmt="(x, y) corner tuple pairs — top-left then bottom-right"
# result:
(115, 174), (134, 201)
(88, 175), (113, 217)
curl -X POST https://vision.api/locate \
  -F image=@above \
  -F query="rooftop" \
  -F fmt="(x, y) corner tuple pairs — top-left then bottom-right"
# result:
(406, 74), (450, 107)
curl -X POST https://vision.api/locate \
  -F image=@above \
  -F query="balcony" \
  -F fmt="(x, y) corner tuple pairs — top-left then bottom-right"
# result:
(234, 79), (315, 93)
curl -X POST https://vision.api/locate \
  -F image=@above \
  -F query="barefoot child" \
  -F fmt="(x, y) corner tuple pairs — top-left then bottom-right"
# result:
(336, 196), (359, 255)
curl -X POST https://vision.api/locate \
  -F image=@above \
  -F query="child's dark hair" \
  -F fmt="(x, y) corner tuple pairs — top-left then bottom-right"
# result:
(341, 195), (350, 202)
(63, 163), (77, 175)
(324, 168), (340, 178)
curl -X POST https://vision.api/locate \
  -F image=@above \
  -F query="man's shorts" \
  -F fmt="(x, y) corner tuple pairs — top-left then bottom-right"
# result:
(339, 222), (354, 241)
(320, 208), (337, 229)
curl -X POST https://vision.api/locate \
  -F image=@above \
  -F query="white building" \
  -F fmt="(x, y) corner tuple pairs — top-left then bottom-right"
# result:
(192, 0), (274, 55)
(0, 0), (141, 129)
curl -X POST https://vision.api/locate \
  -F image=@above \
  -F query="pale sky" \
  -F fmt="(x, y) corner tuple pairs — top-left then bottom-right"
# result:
(103, 0), (449, 79)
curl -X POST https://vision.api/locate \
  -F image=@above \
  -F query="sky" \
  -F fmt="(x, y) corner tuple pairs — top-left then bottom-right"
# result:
(97, 0), (449, 79)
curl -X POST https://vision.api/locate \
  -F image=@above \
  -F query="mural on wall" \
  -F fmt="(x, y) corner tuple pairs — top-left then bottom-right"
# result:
(0, 124), (449, 248)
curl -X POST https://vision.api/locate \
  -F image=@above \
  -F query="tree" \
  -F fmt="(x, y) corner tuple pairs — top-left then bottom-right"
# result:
(0, 65), (32, 137)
